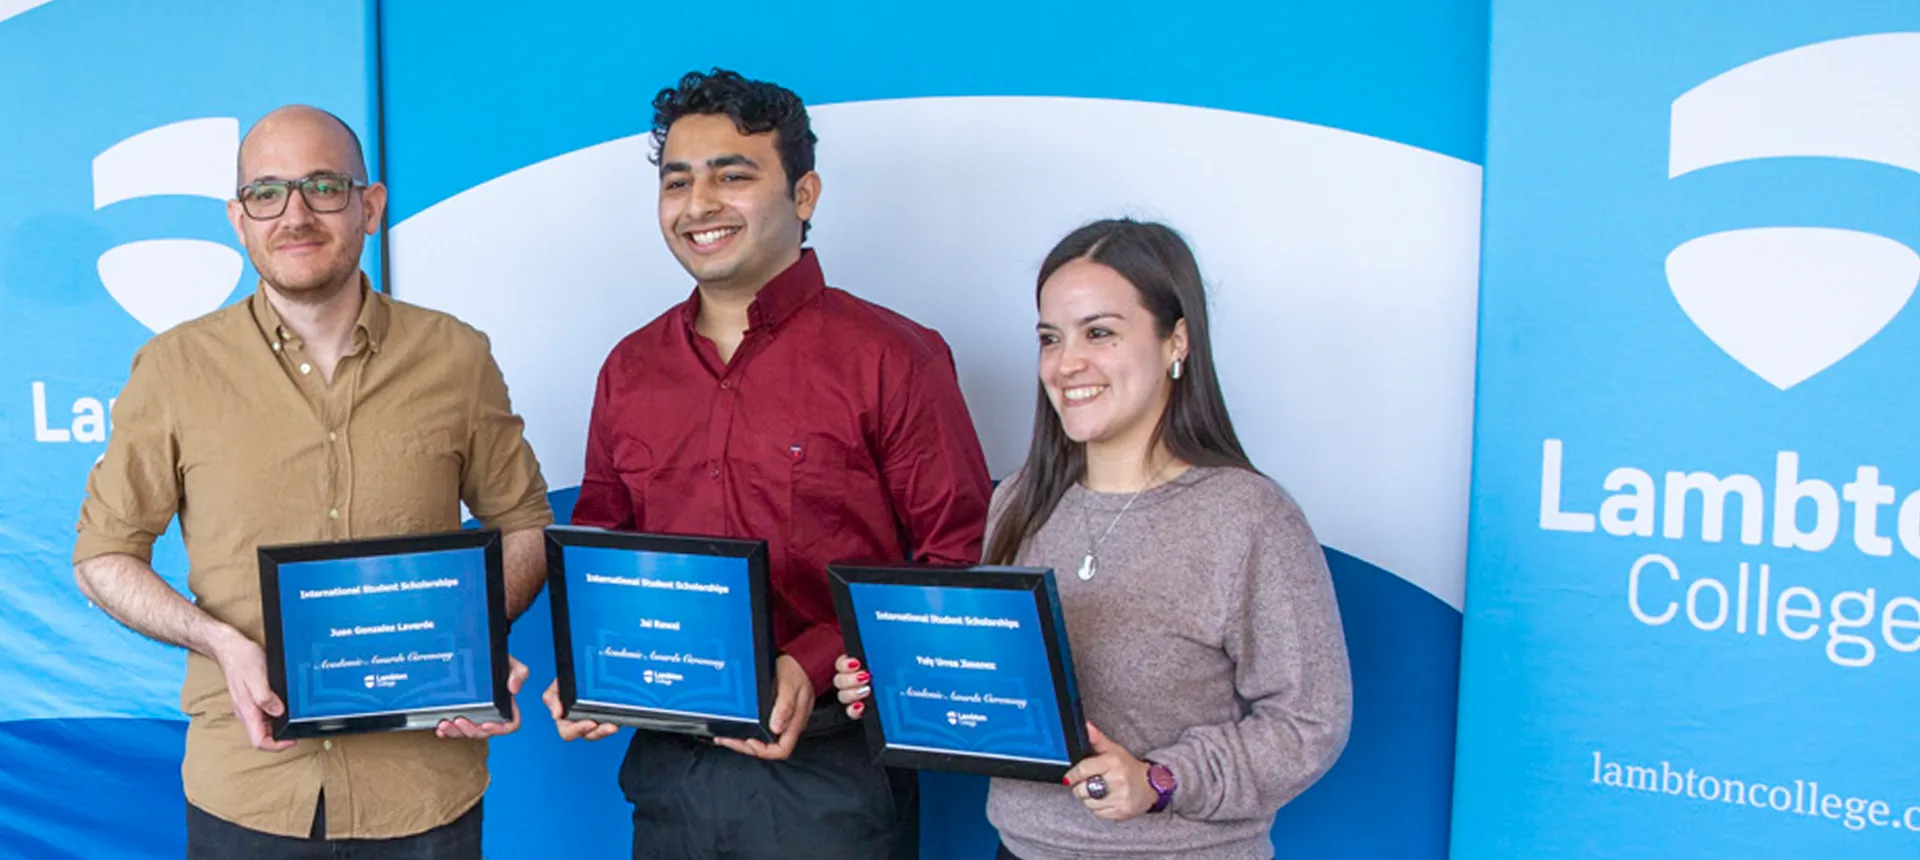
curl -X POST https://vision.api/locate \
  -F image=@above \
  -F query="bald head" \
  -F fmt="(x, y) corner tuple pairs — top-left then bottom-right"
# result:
(227, 105), (385, 303)
(236, 105), (367, 186)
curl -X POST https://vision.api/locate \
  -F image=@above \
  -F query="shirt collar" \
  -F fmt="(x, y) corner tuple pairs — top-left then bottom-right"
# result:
(679, 248), (827, 335)
(250, 272), (388, 354)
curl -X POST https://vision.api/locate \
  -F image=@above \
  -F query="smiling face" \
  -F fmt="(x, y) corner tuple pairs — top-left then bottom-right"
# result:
(1037, 258), (1188, 453)
(656, 113), (819, 294)
(226, 107), (382, 298)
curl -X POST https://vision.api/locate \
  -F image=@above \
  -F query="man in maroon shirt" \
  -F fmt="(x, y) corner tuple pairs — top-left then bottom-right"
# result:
(540, 69), (992, 859)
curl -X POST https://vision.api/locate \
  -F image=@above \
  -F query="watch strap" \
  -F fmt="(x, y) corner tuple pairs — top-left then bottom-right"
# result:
(1145, 760), (1176, 813)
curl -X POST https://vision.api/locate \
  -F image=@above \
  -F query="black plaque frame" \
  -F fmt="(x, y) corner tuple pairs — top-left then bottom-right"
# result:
(258, 529), (512, 740)
(546, 526), (774, 741)
(827, 563), (1090, 783)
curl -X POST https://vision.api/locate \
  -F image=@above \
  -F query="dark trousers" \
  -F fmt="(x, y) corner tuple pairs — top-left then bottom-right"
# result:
(995, 844), (1022, 860)
(185, 794), (482, 860)
(621, 723), (917, 860)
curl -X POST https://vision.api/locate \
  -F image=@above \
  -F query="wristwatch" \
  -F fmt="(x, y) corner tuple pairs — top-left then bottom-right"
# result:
(1145, 760), (1177, 813)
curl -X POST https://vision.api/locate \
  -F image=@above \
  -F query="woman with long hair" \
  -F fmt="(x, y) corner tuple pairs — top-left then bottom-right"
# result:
(833, 218), (1353, 859)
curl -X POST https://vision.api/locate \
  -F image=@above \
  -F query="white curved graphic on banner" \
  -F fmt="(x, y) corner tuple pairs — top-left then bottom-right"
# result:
(1668, 228), (1920, 390)
(92, 116), (237, 209)
(391, 97), (1481, 610)
(1668, 33), (1920, 389)
(91, 118), (245, 333)
(0, 0), (57, 26)
(96, 239), (246, 334)
(1669, 32), (1920, 179)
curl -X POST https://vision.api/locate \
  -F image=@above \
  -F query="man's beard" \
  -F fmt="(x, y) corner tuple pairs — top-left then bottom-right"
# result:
(254, 232), (358, 297)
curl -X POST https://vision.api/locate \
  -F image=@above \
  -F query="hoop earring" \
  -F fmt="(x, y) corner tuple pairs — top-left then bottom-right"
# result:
(1170, 358), (1184, 380)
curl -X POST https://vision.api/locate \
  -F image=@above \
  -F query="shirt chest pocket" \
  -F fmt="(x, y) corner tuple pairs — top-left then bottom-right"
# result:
(787, 433), (852, 555)
(356, 427), (463, 531)
(610, 434), (654, 520)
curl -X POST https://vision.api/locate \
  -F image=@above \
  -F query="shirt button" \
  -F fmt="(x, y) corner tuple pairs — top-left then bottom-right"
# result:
(719, 380), (732, 390)
(708, 468), (720, 479)
(299, 363), (312, 375)
(271, 342), (282, 352)
(323, 740), (333, 750)
(328, 508), (339, 520)
(327, 431), (337, 442)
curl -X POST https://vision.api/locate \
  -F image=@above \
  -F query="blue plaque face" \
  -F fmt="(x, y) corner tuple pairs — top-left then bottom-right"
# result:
(846, 582), (1070, 766)
(828, 564), (1090, 782)
(276, 547), (494, 721)
(259, 530), (513, 739)
(545, 528), (773, 740)
(560, 544), (758, 724)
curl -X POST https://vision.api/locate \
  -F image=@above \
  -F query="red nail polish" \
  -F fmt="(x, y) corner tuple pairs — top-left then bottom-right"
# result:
(856, 672), (870, 683)
(1062, 777), (1072, 785)
(852, 702), (864, 713)
(848, 659), (861, 670)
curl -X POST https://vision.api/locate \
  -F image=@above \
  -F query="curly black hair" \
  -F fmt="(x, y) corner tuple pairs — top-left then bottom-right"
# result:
(651, 69), (818, 237)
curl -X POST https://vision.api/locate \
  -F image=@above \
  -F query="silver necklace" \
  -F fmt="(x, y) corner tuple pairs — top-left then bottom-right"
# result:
(1078, 462), (1171, 581)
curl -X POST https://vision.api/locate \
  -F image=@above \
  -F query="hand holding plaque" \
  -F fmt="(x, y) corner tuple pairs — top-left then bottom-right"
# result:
(433, 655), (529, 740)
(207, 624), (296, 751)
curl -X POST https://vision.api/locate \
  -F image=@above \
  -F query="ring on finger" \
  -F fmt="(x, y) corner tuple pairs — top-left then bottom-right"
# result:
(1086, 774), (1109, 800)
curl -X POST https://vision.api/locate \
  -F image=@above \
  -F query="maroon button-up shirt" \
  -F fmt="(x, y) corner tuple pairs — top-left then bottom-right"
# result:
(572, 250), (993, 692)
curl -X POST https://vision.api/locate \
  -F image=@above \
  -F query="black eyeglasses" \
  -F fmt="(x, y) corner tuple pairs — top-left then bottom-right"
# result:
(236, 173), (366, 220)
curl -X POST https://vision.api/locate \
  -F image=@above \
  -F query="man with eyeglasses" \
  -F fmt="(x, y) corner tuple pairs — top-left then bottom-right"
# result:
(72, 105), (552, 860)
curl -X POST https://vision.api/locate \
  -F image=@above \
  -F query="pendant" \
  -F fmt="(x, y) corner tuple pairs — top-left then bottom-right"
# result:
(1078, 553), (1096, 581)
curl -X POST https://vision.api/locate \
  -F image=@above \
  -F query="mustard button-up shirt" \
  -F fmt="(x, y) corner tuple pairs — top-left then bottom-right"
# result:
(74, 279), (552, 839)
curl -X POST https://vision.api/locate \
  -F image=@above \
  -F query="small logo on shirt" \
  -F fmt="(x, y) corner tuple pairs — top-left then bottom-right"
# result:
(788, 444), (804, 463)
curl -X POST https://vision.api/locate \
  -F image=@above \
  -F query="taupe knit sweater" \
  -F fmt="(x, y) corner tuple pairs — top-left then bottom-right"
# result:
(987, 466), (1353, 860)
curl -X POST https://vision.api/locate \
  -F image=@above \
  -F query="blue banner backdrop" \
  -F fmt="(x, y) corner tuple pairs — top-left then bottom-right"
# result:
(380, 1), (1486, 858)
(0, 1), (378, 856)
(0, 0), (1484, 857)
(1453, 3), (1920, 858)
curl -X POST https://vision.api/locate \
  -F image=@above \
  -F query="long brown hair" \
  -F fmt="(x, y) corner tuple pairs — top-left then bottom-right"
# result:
(985, 219), (1257, 565)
